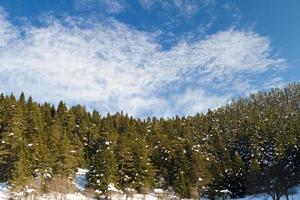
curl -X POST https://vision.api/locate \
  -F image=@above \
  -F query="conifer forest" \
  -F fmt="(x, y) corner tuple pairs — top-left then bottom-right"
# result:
(0, 83), (300, 199)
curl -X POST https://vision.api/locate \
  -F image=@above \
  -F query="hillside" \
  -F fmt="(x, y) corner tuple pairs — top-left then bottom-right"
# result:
(0, 82), (299, 199)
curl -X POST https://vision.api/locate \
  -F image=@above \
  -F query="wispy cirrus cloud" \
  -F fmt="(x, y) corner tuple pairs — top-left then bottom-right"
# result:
(0, 9), (285, 117)
(0, 9), (18, 46)
(74, 0), (126, 14)
(139, 0), (214, 16)
(73, 0), (214, 16)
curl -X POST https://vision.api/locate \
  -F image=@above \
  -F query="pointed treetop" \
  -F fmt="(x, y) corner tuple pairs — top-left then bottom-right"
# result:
(19, 92), (26, 103)
(27, 96), (33, 106)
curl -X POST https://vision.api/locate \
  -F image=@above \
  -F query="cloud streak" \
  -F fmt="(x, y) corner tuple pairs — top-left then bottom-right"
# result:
(0, 10), (284, 117)
(74, 0), (126, 14)
(139, 0), (214, 16)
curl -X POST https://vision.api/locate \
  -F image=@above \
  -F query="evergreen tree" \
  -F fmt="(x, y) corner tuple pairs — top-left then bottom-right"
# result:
(11, 141), (31, 187)
(87, 139), (118, 192)
(0, 94), (28, 184)
(50, 119), (77, 179)
(131, 136), (154, 193)
(116, 135), (135, 189)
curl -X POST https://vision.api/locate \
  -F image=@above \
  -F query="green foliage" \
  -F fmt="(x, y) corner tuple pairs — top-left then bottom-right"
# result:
(0, 83), (299, 199)
(87, 133), (118, 192)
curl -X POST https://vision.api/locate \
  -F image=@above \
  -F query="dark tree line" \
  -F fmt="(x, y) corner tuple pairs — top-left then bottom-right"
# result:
(0, 82), (299, 199)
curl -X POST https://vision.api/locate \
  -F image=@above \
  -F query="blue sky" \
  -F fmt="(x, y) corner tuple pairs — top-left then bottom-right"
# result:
(0, 0), (299, 117)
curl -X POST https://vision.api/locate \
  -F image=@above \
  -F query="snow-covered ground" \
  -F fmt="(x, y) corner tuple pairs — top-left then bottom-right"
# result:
(0, 168), (93, 200)
(38, 193), (93, 200)
(236, 194), (299, 200)
(0, 182), (9, 199)
(0, 169), (176, 200)
(235, 187), (300, 200)
(1, 170), (300, 200)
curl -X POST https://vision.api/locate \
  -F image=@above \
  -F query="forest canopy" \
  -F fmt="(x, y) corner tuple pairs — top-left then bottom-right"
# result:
(0, 82), (299, 199)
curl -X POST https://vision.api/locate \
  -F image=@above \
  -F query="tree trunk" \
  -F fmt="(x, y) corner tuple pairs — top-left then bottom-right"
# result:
(275, 193), (281, 200)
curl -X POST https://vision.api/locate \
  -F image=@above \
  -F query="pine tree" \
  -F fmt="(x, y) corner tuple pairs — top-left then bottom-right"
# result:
(50, 119), (77, 179)
(174, 171), (190, 198)
(11, 141), (31, 187)
(70, 105), (90, 167)
(87, 139), (118, 192)
(0, 94), (28, 184)
(187, 151), (212, 198)
(116, 135), (135, 189)
(131, 136), (154, 193)
(25, 97), (47, 174)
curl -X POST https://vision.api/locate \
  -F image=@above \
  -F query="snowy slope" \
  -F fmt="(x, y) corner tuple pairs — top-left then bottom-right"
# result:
(235, 187), (300, 200)
(2, 169), (300, 200)
(0, 169), (92, 200)
(236, 195), (300, 200)
(0, 183), (9, 199)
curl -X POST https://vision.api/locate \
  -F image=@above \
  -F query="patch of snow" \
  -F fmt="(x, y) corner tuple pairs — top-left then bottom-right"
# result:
(108, 192), (166, 200)
(125, 188), (136, 193)
(95, 189), (102, 194)
(38, 192), (93, 200)
(26, 188), (35, 193)
(66, 192), (93, 200)
(76, 168), (89, 191)
(220, 189), (231, 194)
(108, 183), (122, 193)
(0, 182), (10, 200)
(235, 186), (300, 200)
(153, 188), (163, 194)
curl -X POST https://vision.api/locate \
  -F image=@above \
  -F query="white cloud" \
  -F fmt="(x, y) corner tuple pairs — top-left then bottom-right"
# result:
(172, 88), (229, 116)
(0, 10), (284, 117)
(139, 0), (214, 16)
(0, 9), (18, 46)
(74, 0), (126, 14)
(173, 0), (202, 16)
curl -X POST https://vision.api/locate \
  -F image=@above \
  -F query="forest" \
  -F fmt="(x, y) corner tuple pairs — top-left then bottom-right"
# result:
(0, 82), (299, 200)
